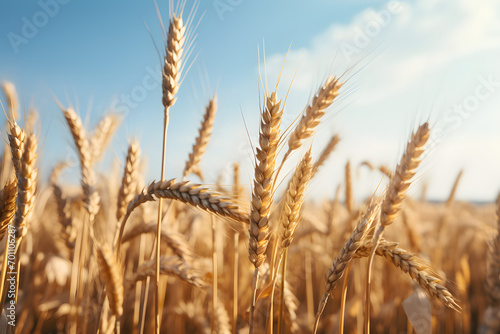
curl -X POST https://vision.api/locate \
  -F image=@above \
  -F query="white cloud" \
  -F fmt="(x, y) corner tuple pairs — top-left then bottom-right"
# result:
(263, 0), (500, 201)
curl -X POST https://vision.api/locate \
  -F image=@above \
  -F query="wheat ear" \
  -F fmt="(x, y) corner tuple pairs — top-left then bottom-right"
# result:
(1, 81), (19, 120)
(115, 178), (247, 253)
(268, 149), (313, 333)
(162, 13), (186, 109)
(96, 244), (124, 319)
(183, 94), (217, 180)
(446, 169), (463, 207)
(280, 149), (313, 250)
(248, 91), (283, 333)
(121, 221), (195, 261)
(312, 134), (340, 177)
(380, 122), (430, 229)
(355, 240), (460, 310)
(0, 179), (17, 310)
(127, 256), (206, 291)
(50, 162), (74, 253)
(283, 76), (342, 161)
(365, 122), (430, 332)
(482, 196), (500, 333)
(0, 180), (16, 242)
(8, 122), (24, 174)
(12, 133), (38, 241)
(62, 107), (100, 219)
(90, 113), (122, 164)
(360, 161), (393, 178)
(152, 11), (188, 334)
(116, 140), (141, 222)
(249, 91), (283, 267)
(313, 199), (380, 334)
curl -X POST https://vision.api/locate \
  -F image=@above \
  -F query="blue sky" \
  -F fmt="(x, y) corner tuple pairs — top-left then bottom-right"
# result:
(1, 0), (499, 202)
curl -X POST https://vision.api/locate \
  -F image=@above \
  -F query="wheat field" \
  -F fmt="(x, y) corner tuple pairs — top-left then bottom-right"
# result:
(0, 4), (499, 334)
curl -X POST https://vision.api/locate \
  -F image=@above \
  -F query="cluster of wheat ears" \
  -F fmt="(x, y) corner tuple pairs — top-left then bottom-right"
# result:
(0, 3), (499, 334)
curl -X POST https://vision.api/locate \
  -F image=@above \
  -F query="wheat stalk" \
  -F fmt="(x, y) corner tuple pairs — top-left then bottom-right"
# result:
(152, 10), (190, 333)
(345, 161), (353, 214)
(446, 169), (463, 207)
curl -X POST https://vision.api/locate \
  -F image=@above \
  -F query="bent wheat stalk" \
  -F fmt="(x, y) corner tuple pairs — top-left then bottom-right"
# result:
(313, 199), (380, 334)
(355, 240), (460, 310)
(115, 178), (248, 254)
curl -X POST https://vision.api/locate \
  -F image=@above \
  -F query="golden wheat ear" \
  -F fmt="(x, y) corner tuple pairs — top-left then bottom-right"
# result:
(283, 76), (343, 162)
(183, 93), (217, 180)
(61, 107), (100, 219)
(95, 243), (124, 319)
(355, 240), (460, 311)
(0, 180), (17, 242)
(1, 81), (19, 120)
(116, 140), (141, 223)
